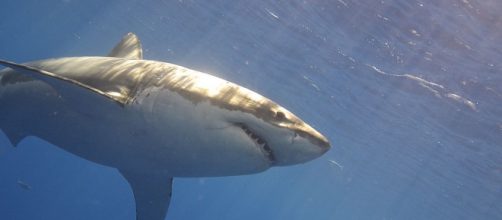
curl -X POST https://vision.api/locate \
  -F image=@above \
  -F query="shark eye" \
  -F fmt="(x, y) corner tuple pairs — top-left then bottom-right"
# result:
(275, 111), (286, 120)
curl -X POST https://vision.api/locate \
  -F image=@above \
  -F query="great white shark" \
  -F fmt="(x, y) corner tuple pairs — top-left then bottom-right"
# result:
(0, 33), (330, 220)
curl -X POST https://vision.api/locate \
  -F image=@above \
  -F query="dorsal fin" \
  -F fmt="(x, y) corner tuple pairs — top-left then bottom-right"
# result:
(108, 33), (143, 59)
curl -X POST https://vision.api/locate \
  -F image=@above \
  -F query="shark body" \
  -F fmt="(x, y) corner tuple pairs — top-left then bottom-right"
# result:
(0, 33), (330, 220)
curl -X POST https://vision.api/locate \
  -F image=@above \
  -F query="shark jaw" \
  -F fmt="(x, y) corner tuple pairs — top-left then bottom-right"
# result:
(234, 122), (277, 164)
(0, 33), (331, 220)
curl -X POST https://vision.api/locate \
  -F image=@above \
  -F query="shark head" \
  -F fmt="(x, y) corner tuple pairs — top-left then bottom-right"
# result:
(149, 67), (331, 170)
(134, 65), (332, 175)
(153, 70), (331, 170)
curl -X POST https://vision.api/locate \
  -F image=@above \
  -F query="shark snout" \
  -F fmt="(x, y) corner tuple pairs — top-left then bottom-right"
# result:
(288, 124), (331, 164)
(298, 124), (331, 153)
(316, 135), (331, 154)
(315, 136), (331, 153)
(307, 133), (331, 158)
(268, 128), (330, 166)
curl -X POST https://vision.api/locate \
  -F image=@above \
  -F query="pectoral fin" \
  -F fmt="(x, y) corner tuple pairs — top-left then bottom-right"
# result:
(0, 60), (126, 105)
(119, 170), (173, 220)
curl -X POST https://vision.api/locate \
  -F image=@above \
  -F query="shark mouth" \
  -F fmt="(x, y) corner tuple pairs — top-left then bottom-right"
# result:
(234, 123), (276, 164)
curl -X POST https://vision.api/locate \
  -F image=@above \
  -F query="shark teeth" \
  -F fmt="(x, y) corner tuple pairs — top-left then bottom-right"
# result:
(234, 123), (276, 164)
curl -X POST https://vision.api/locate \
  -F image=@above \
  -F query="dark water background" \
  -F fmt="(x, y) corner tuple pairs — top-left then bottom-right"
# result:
(0, 0), (501, 219)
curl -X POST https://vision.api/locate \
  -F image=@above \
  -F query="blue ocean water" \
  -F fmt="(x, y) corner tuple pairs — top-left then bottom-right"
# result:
(0, 0), (501, 219)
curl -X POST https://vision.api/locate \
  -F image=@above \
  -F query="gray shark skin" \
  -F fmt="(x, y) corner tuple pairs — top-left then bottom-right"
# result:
(0, 33), (330, 220)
